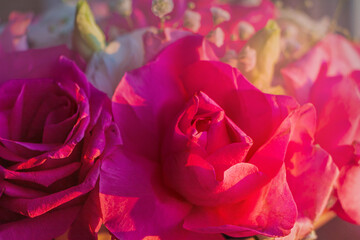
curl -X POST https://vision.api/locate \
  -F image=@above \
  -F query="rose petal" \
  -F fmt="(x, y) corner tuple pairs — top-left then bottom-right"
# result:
(0, 78), (75, 144)
(0, 180), (47, 198)
(3, 162), (81, 187)
(0, 138), (58, 155)
(100, 147), (192, 239)
(162, 92), (266, 206)
(310, 70), (360, 150)
(336, 163), (360, 224)
(68, 186), (102, 240)
(80, 103), (121, 180)
(184, 165), (297, 238)
(286, 104), (339, 221)
(281, 34), (360, 104)
(0, 206), (81, 240)
(275, 218), (313, 240)
(249, 114), (292, 179)
(0, 144), (27, 162)
(181, 60), (298, 153)
(163, 144), (266, 206)
(0, 160), (100, 218)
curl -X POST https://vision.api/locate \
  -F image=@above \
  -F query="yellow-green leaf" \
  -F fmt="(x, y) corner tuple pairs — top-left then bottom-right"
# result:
(73, 0), (106, 59)
(242, 20), (283, 93)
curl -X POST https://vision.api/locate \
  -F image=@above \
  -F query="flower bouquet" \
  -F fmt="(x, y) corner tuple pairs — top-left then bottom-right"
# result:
(0, 0), (359, 239)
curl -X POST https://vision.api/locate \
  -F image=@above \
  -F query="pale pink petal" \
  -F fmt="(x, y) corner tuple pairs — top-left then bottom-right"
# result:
(336, 162), (360, 224)
(286, 104), (339, 221)
(310, 70), (360, 150)
(281, 34), (360, 104)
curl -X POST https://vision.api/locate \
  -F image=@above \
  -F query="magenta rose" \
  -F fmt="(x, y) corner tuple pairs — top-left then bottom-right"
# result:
(281, 34), (360, 224)
(0, 46), (120, 240)
(100, 35), (337, 239)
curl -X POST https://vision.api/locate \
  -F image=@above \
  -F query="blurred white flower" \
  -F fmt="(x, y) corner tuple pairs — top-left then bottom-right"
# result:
(277, 8), (330, 63)
(207, 27), (225, 47)
(211, 7), (231, 26)
(151, 0), (174, 18)
(238, 45), (257, 73)
(86, 28), (154, 97)
(110, 0), (133, 17)
(237, 21), (255, 40)
(183, 10), (201, 32)
(27, 3), (76, 48)
(221, 49), (238, 68)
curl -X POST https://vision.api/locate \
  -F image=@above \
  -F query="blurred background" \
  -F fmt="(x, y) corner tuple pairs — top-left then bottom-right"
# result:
(0, 0), (359, 39)
(0, 0), (359, 239)
(317, 216), (360, 239)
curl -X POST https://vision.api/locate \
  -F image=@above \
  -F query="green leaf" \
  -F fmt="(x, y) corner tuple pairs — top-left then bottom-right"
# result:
(242, 20), (282, 93)
(73, 0), (106, 59)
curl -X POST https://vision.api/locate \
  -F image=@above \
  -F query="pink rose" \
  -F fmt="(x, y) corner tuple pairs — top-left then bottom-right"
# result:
(100, 36), (337, 239)
(281, 34), (360, 224)
(0, 46), (120, 240)
(281, 34), (360, 106)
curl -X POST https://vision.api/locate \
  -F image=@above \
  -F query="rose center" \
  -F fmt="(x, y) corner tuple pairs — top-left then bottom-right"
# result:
(0, 78), (78, 159)
(161, 92), (254, 206)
